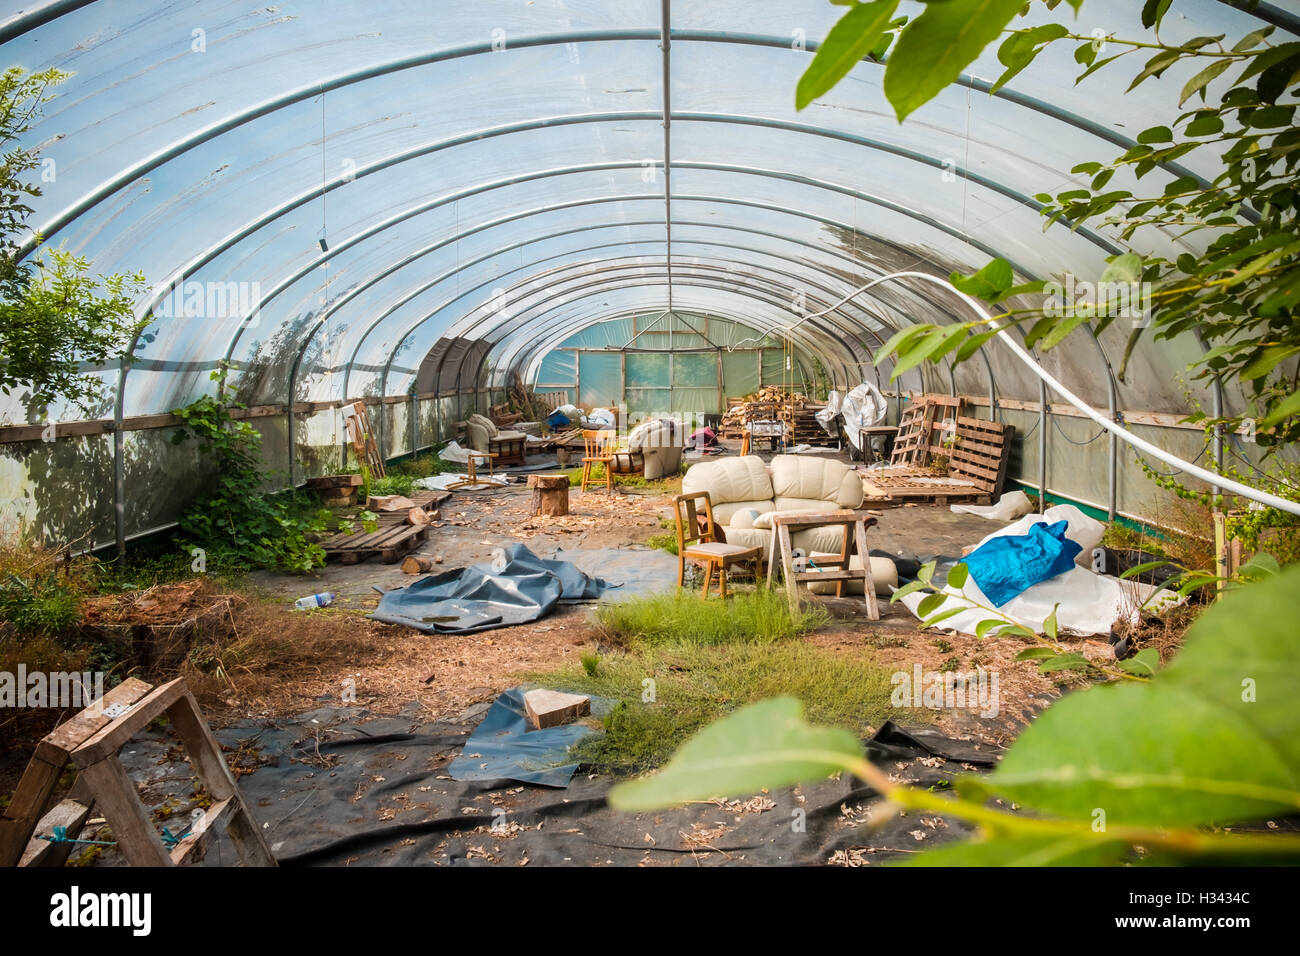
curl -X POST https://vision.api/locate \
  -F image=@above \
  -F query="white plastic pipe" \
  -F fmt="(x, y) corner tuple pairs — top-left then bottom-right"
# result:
(792, 270), (1300, 518)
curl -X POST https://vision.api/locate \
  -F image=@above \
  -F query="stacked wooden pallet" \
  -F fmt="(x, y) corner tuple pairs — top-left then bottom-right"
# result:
(320, 490), (451, 564)
(862, 396), (1014, 506)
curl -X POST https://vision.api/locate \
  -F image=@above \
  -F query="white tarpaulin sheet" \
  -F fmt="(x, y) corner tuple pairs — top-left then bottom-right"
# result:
(899, 504), (1180, 636)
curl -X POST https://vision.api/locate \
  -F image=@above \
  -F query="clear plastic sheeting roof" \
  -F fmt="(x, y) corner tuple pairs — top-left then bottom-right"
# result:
(1, 0), (1293, 428)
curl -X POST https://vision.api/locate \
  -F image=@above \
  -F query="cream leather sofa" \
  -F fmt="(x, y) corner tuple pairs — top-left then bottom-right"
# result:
(626, 418), (685, 480)
(681, 455), (865, 559)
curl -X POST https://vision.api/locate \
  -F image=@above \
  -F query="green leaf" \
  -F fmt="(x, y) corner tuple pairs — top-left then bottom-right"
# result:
(947, 562), (969, 590)
(607, 698), (862, 811)
(903, 835), (1128, 867)
(969, 565), (1300, 827)
(991, 23), (1068, 94)
(882, 0), (1027, 122)
(1015, 646), (1059, 661)
(889, 578), (929, 604)
(922, 606), (969, 628)
(1136, 125), (1172, 145)
(1037, 653), (1090, 673)
(1099, 251), (1143, 286)
(1184, 113), (1224, 137)
(1238, 345), (1300, 381)
(917, 591), (948, 619)
(1179, 59), (1233, 107)
(1118, 647), (1160, 677)
(1043, 603), (1059, 641)
(796, 0), (901, 110)
(949, 258), (1014, 301)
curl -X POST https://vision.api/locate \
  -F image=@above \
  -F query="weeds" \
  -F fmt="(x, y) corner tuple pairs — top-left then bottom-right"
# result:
(535, 641), (906, 775)
(595, 590), (828, 649)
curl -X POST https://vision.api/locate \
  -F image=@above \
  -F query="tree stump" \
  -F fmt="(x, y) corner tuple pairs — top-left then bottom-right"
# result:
(528, 474), (570, 517)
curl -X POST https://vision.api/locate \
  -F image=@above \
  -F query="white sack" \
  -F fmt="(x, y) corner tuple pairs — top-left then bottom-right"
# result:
(950, 490), (1035, 521)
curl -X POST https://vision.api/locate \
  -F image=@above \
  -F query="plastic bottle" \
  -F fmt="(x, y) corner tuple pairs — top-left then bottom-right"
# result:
(294, 592), (335, 610)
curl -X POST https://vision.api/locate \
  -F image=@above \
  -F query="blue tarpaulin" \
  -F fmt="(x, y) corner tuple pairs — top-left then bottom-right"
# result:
(961, 519), (1082, 607)
(448, 687), (611, 787)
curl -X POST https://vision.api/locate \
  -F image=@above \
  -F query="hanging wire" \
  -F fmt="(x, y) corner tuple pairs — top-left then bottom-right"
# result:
(1134, 443), (1210, 477)
(1051, 415), (1107, 445)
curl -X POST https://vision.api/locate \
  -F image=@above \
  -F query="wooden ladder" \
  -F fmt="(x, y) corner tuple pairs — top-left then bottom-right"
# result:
(0, 677), (276, 867)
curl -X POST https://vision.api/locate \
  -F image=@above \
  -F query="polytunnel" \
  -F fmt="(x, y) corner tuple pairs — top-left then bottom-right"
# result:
(0, 0), (1296, 556)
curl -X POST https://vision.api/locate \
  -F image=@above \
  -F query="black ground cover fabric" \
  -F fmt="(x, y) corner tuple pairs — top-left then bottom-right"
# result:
(105, 703), (1000, 867)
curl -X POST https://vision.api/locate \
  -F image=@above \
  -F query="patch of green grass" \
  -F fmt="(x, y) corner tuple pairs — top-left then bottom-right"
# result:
(534, 641), (907, 775)
(596, 589), (828, 649)
(645, 532), (678, 555)
(368, 473), (419, 497)
(388, 449), (458, 479)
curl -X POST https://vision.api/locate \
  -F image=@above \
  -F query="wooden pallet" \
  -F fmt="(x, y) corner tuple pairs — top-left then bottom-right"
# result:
(321, 490), (449, 564)
(890, 396), (966, 466)
(867, 400), (1014, 506)
(860, 467), (986, 505)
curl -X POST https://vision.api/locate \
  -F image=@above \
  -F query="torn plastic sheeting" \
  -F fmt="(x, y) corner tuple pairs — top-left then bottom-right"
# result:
(899, 562), (1181, 637)
(448, 687), (611, 787)
(838, 383), (888, 450)
(950, 490), (1035, 521)
(368, 543), (616, 634)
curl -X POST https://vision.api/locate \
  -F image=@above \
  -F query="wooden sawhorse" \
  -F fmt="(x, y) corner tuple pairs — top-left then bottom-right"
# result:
(0, 677), (276, 867)
(766, 510), (880, 620)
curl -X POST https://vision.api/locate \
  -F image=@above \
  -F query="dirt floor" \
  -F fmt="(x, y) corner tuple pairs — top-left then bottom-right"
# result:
(225, 446), (1065, 750)
(1, 444), (1113, 867)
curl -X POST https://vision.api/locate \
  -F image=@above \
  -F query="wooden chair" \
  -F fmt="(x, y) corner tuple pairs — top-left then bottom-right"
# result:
(580, 429), (618, 493)
(673, 491), (763, 598)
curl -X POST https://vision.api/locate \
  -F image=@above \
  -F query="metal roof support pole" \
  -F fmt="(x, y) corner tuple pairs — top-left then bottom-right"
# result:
(1211, 376), (1225, 498)
(113, 355), (127, 562)
(1107, 375), (1118, 520)
(1039, 379), (1048, 508)
(409, 392), (418, 455)
(660, 0), (673, 314)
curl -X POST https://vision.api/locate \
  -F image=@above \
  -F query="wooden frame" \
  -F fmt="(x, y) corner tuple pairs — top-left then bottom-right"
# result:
(2, 678), (275, 868)
(765, 510), (879, 620)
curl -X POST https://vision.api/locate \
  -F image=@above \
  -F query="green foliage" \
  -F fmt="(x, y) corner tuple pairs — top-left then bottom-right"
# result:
(610, 697), (862, 810)
(172, 375), (331, 573)
(797, 0), (1038, 122)
(539, 640), (904, 776)
(595, 590), (829, 649)
(0, 68), (148, 416)
(644, 531), (678, 555)
(0, 572), (81, 636)
(862, 9), (1300, 450)
(368, 473), (419, 497)
(609, 564), (1300, 864)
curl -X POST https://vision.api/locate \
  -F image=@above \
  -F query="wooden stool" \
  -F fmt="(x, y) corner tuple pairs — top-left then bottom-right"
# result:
(766, 510), (880, 620)
(528, 474), (570, 516)
(0, 677), (276, 867)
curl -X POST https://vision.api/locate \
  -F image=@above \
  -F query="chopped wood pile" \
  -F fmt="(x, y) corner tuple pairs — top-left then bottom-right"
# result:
(720, 386), (829, 444)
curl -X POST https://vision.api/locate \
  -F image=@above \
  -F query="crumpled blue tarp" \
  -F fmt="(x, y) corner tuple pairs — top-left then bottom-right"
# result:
(368, 543), (615, 634)
(961, 519), (1082, 607)
(448, 687), (611, 787)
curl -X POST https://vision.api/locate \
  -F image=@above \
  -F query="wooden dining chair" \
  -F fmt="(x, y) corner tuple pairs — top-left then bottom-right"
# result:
(673, 491), (763, 598)
(580, 429), (618, 494)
